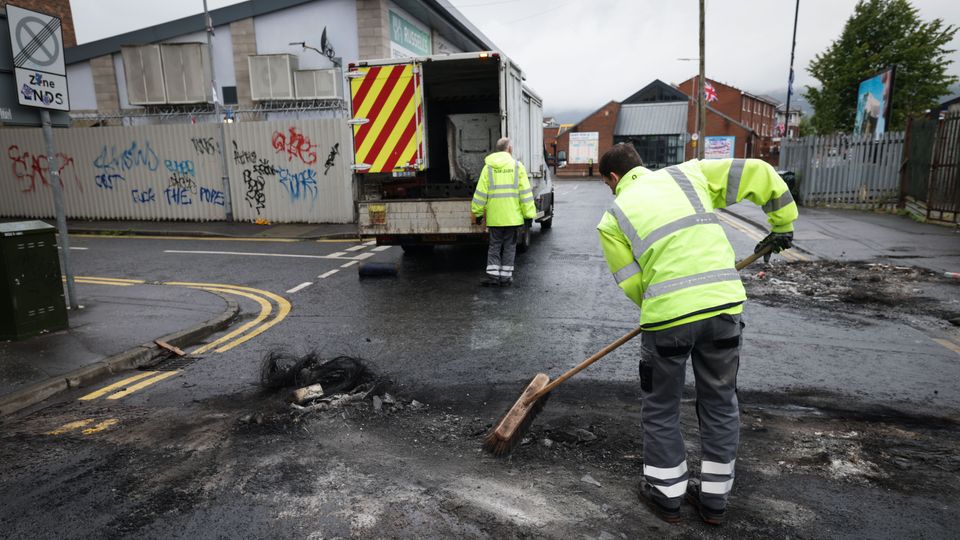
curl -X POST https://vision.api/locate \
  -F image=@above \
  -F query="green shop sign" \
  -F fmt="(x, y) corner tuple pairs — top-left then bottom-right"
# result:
(389, 11), (431, 56)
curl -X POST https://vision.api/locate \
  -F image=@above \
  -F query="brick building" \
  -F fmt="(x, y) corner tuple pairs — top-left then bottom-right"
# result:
(0, 0), (76, 47)
(550, 100), (620, 177)
(677, 76), (779, 162)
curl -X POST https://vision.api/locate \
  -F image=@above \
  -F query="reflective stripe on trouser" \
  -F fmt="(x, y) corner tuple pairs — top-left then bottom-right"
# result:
(486, 226), (520, 281)
(639, 312), (742, 509)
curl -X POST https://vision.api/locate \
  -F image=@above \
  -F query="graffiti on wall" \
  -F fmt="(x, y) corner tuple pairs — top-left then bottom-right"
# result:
(7, 145), (80, 193)
(272, 127), (317, 165)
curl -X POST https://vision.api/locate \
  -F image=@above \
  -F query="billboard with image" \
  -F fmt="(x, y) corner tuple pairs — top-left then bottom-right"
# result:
(854, 68), (895, 137)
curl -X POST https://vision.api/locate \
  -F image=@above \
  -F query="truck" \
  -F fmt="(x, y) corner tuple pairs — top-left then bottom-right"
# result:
(348, 52), (554, 252)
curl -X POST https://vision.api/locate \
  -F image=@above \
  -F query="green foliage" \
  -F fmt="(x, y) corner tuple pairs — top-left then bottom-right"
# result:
(797, 115), (814, 137)
(805, 0), (957, 134)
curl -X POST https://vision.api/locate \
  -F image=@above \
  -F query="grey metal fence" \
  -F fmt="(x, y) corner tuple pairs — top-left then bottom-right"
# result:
(780, 132), (904, 207)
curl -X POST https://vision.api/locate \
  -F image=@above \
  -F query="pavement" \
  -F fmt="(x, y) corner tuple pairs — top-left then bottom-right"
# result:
(723, 202), (960, 274)
(64, 219), (358, 240)
(0, 282), (238, 416)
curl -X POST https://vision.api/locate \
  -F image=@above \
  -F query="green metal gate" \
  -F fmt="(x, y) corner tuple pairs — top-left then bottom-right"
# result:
(901, 112), (960, 223)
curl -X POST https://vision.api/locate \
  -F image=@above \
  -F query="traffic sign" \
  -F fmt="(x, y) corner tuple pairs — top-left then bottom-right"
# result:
(6, 4), (69, 111)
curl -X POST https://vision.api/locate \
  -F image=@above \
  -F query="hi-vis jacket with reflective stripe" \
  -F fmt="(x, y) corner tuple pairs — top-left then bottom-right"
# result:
(471, 151), (537, 227)
(597, 158), (798, 330)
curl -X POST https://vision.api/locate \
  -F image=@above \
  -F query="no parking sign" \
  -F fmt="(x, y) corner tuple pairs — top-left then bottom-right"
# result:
(6, 3), (69, 111)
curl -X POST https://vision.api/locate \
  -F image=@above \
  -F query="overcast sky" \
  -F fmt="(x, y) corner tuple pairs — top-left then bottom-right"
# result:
(71, 0), (960, 117)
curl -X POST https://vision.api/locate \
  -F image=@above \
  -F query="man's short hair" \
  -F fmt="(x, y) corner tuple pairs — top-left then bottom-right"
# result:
(599, 143), (643, 179)
(495, 137), (511, 152)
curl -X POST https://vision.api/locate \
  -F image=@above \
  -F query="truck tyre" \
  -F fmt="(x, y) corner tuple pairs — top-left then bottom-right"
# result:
(516, 225), (531, 253)
(540, 201), (554, 230)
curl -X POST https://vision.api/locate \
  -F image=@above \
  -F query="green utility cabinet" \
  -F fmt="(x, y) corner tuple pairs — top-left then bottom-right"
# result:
(0, 221), (68, 340)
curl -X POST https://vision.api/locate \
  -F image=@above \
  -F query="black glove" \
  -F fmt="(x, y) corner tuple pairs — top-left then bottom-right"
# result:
(475, 215), (483, 225)
(523, 219), (533, 228)
(755, 232), (793, 262)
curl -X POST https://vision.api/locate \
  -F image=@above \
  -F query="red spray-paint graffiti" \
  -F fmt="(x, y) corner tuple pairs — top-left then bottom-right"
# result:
(7, 145), (81, 193)
(271, 127), (318, 165)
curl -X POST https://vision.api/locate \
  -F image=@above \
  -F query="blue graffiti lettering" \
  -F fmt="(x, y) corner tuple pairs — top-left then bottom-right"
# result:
(95, 173), (125, 189)
(199, 187), (225, 206)
(276, 167), (318, 203)
(164, 159), (196, 176)
(93, 141), (160, 180)
(163, 187), (193, 206)
(132, 187), (156, 204)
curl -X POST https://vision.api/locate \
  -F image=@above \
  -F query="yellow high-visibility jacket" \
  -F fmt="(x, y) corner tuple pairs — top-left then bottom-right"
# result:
(471, 151), (537, 227)
(597, 158), (798, 330)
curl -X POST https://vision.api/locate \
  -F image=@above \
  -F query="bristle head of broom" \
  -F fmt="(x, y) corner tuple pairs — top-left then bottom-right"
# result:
(482, 373), (551, 457)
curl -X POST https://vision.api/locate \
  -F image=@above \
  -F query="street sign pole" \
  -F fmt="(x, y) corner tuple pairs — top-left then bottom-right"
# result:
(40, 108), (76, 309)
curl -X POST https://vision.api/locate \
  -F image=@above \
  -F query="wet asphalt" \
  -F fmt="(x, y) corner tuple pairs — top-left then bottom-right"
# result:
(2, 179), (958, 537)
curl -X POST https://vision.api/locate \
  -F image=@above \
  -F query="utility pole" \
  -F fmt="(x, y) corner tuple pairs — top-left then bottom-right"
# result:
(41, 110), (77, 310)
(784, 0), (800, 141)
(204, 0), (233, 221)
(697, 0), (706, 159)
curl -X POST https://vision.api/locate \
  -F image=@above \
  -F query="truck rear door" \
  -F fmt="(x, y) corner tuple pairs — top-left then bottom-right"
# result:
(349, 62), (426, 173)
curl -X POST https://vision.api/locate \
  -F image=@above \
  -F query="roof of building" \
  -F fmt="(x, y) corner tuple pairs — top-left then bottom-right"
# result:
(65, 0), (498, 64)
(622, 79), (689, 104)
(559, 100), (619, 138)
(743, 92), (781, 106)
(615, 102), (687, 136)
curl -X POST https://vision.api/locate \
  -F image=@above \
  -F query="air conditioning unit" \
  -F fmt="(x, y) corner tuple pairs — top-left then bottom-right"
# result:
(161, 43), (211, 104)
(249, 54), (298, 101)
(294, 69), (342, 100)
(121, 45), (167, 105)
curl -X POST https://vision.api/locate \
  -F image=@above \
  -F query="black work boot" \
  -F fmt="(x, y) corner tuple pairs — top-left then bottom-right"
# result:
(637, 479), (681, 524)
(480, 275), (500, 287)
(686, 482), (726, 526)
(499, 278), (513, 287)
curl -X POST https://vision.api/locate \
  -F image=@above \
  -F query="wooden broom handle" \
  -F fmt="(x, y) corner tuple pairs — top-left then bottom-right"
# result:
(526, 245), (772, 403)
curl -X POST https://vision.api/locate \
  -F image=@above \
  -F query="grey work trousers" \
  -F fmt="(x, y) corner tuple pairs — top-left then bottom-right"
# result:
(486, 226), (520, 282)
(640, 312), (742, 511)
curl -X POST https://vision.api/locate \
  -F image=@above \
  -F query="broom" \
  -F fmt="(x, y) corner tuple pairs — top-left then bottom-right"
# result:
(482, 246), (773, 456)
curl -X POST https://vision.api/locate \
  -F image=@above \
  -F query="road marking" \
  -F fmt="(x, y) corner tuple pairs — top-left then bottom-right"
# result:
(189, 287), (272, 355)
(316, 238), (363, 243)
(372, 245), (391, 252)
(57, 246), (88, 250)
(72, 234), (300, 243)
(340, 260), (359, 268)
(329, 251), (348, 257)
(363, 240), (376, 246)
(319, 269), (339, 279)
(933, 338), (960, 356)
(286, 282), (313, 294)
(79, 371), (159, 401)
(81, 418), (119, 434)
(78, 276), (145, 284)
(163, 250), (360, 260)
(354, 252), (375, 260)
(166, 282), (292, 353)
(107, 371), (179, 400)
(75, 278), (135, 286)
(47, 419), (93, 435)
(346, 245), (367, 252)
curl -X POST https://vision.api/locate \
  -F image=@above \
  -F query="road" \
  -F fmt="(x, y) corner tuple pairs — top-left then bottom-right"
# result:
(1, 179), (958, 538)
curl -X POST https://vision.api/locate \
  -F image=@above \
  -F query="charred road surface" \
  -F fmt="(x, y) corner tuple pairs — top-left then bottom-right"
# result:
(2, 180), (959, 538)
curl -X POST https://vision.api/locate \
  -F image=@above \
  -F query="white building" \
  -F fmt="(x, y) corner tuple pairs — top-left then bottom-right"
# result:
(63, 0), (498, 125)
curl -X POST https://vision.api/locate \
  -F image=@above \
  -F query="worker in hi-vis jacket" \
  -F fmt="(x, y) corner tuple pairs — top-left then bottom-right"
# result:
(596, 143), (796, 525)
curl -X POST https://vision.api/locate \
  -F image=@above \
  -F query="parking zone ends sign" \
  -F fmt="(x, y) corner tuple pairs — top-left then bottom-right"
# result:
(6, 4), (70, 111)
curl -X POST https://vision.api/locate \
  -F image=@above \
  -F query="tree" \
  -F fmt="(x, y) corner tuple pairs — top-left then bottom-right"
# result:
(805, 0), (957, 134)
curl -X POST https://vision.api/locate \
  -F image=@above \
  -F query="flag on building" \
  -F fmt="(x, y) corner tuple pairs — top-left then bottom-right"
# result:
(704, 82), (718, 103)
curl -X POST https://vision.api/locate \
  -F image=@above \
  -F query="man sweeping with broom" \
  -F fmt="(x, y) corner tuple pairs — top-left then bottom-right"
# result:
(596, 144), (797, 525)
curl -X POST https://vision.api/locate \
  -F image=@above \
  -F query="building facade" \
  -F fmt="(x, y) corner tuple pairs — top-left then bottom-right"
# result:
(550, 100), (620, 177)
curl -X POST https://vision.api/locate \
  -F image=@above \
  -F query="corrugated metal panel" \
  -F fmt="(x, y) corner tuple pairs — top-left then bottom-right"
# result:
(0, 119), (354, 223)
(227, 119), (354, 223)
(614, 103), (688, 136)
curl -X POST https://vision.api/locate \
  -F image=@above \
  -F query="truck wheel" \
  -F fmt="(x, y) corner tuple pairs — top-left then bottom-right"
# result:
(516, 226), (531, 253)
(540, 203), (554, 230)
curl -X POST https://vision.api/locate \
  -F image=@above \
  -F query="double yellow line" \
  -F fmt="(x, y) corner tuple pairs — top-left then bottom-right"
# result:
(73, 277), (290, 401)
(716, 212), (810, 262)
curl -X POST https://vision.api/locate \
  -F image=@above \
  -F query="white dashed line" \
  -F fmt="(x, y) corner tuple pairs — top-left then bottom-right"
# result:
(354, 252), (375, 260)
(318, 269), (339, 279)
(59, 246), (88, 250)
(372, 246), (391, 252)
(346, 245), (367, 252)
(329, 251), (348, 257)
(363, 240), (376, 246)
(340, 261), (359, 268)
(286, 282), (313, 293)
(164, 250), (360, 260)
